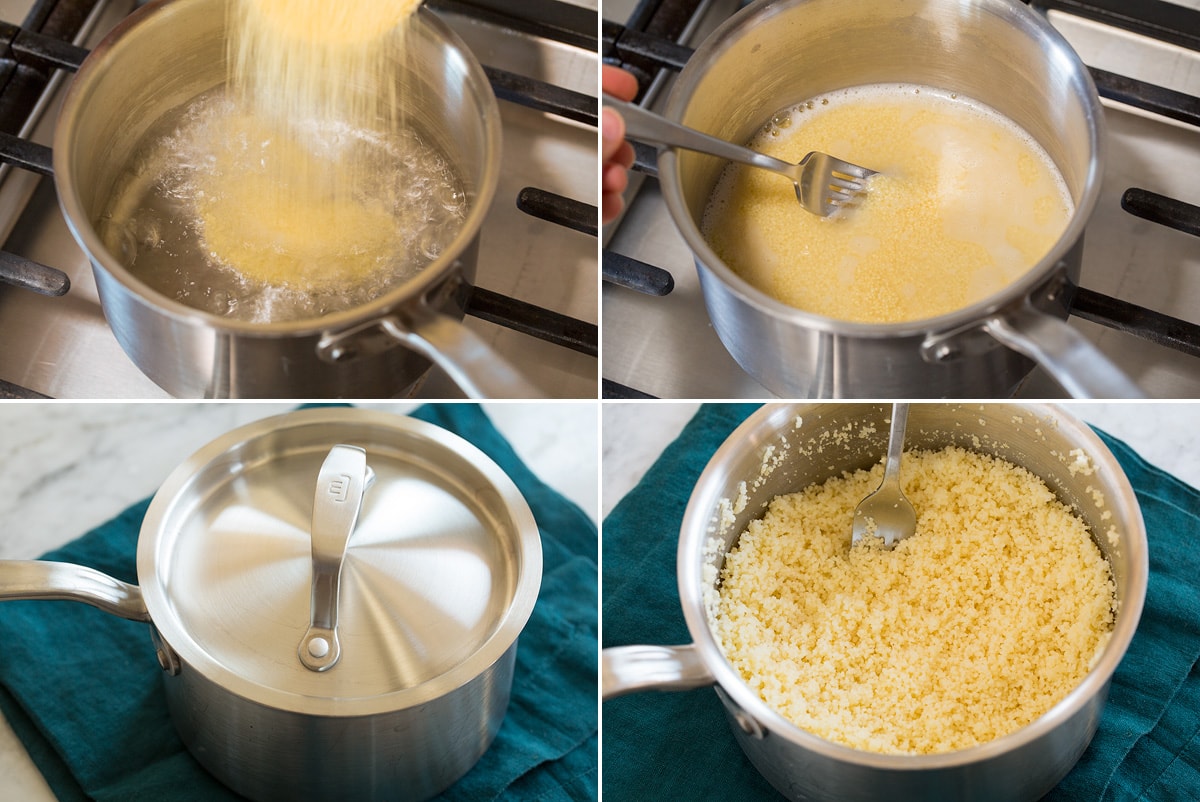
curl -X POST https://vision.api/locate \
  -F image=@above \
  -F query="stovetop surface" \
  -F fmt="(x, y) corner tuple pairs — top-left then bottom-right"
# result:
(602, 0), (1200, 399)
(0, 0), (599, 398)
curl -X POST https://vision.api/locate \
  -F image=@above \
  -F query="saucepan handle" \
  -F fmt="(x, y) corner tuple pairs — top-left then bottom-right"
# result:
(602, 644), (716, 699)
(983, 303), (1146, 399)
(0, 560), (150, 622)
(317, 310), (545, 399)
(383, 312), (546, 398)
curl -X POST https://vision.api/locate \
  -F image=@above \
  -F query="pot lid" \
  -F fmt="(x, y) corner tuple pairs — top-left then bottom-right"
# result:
(137, 408), (541, 715)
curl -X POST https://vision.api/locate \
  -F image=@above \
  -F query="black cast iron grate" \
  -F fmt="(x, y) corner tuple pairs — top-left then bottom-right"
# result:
(0, 0), (599, 398)
(602, 0), (1200, 396)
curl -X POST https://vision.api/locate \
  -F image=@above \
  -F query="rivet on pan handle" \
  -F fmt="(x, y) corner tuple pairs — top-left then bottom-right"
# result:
(298, 445), (373, 672)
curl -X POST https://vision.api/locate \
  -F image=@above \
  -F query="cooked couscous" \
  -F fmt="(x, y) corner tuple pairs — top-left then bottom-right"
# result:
(711, 445), (1115, 754)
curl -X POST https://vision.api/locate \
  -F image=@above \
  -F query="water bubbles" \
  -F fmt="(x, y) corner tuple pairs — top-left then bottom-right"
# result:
(765, 110), (795, 138)
(98, 87), (468, 324)
(138, 218), (162, 250)
(417, 229), (440, 261)
(210, 289), (238, 315)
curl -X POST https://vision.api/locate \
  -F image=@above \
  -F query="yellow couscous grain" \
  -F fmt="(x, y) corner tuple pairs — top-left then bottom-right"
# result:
(711, 445), (1115, 754)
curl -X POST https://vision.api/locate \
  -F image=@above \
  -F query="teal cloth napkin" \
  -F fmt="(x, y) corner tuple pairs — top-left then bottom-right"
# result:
(0, 404), (597, 801)
(602, 404), (1200, 801)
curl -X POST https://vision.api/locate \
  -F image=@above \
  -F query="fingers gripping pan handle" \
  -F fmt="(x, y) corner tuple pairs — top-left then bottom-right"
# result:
(298, 445), (374, 672)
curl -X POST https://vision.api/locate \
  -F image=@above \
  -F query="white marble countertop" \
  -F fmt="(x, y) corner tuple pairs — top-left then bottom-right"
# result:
(0, 401), (597, 801)
(602, 402), (1200, 518)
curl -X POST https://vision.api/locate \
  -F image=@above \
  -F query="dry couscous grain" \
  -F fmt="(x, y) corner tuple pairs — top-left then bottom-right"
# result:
(711, 445), (1115, 754)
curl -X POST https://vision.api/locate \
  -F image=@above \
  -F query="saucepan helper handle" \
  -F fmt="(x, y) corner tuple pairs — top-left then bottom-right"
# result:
(983, 303), (1146, 399)
(0, 560), (150, 621)
(298, 445), (373, 672)
(602, 644), (716, 699)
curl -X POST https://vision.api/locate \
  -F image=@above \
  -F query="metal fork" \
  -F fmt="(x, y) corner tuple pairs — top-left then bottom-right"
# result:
(607, 97), (876, 217)
(851, 403), (917, 548)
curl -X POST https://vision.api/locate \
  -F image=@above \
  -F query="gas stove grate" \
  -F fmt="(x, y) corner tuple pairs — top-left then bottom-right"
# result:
(0, 0), (599, 397)
(0, 1), (98, 136)
(1030, 0), (1200, 53)
(602, 0), (1200, 380)
(1123, 188), (1200, 240)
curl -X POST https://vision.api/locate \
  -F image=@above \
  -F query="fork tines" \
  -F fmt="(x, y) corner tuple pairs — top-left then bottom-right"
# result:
(827, 161), (875, 207)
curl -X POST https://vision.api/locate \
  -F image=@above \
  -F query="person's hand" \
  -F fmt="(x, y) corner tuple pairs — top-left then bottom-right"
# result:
(602, 65), (639, 224)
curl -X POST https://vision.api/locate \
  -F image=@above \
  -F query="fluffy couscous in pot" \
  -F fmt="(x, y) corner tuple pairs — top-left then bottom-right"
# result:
(710, 444), (1116, 755)
(606, 403), (1149, 802)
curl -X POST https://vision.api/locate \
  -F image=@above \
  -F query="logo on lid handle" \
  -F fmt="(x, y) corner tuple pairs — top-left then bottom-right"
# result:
(328, 473), (352, 503)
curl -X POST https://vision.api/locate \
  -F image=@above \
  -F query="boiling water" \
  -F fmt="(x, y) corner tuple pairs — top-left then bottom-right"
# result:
(97, 89), (467, 323)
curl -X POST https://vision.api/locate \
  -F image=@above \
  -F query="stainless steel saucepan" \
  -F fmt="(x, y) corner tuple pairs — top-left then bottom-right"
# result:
(657, 0), (1143, 398)
(604, 403), (1147, 801)
(0, 408), (543, 801)
(48, 0), (538, 398)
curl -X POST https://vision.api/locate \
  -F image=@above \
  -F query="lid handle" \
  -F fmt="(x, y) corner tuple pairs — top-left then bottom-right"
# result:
(298, 444), (374, 672)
